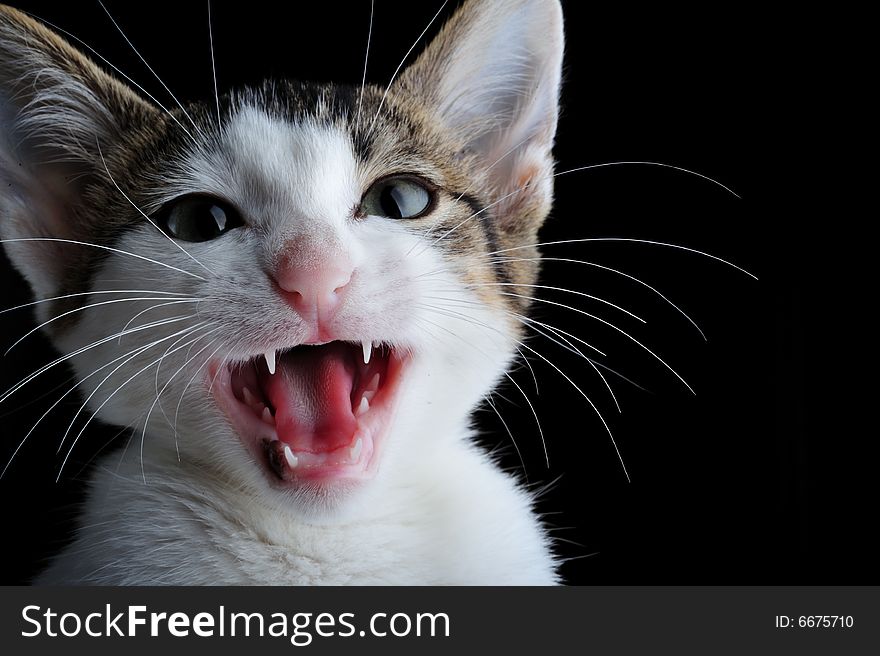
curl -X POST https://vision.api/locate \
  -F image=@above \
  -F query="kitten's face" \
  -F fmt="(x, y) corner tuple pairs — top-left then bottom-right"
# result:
(68, 91), (527, 508)
(0, 1), (563, 512)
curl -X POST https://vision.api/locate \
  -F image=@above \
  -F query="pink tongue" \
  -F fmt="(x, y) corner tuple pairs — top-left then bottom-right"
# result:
(262, 344), (357, 453)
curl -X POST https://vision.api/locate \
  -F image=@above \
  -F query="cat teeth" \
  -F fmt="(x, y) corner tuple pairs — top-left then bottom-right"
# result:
(264, 350), (276, 375)
(241, 386), (274, 423)
(363, 373), (380, 401)
(356, 396), (370, 416)
(354, 375), (379, 413)
(362, 340), (372, 364)
(349, 437), (363, 462)
(283, 444), (298, 468)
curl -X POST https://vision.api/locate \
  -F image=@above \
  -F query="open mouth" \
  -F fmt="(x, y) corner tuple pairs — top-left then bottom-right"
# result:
(208, 341), (407, 485)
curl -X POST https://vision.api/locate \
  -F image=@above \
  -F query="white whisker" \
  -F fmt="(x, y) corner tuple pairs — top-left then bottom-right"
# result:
(151, 326), (220, 410)
(498, 290), (695, 394)
(57, 326), (216, 481)
(4, 296), (198, 355)
(207, 0), (221, 131)
(17, 8), (199, 143)
(424, 161), (745, 254)
(408, 133), (536, 256)
(97, 0), (205, 137)
(55, 321), (211, 458)
(0, 288), (192, 316)
(483, 395), (528, 479)
(504, 371), (548, 467)
(415, 302), (549, 465)
(519, 319), (620, 413)
(589, 358), (650, 393)
(489, 238), (757, 280)
(492, 255), (707, 340)
(142, 329), (223, 480)
(554, 161), (740, 198)
(367, 0), (449, 135)
(0, 320), (203, 480)
(0, 238), (207, 280)
(173, 341), (225, 442)
(519, 341), (630, 483)
(354, 0), (375, 133)
(463, 282), (645, 323)
(119, 298), (203, 339)
(97, 141), (217, 277)
(515, 314), (605, 357)
(0, 314), (197, 405)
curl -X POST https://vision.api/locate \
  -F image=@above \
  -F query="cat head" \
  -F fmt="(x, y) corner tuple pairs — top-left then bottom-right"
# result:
(0, 0), (563, 513)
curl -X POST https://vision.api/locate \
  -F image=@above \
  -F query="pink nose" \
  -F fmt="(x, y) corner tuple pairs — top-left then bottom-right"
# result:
(273, 245), (353, 321)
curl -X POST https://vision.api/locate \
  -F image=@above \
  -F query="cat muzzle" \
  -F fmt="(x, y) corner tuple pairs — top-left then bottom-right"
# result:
(207, 341), (407, 486)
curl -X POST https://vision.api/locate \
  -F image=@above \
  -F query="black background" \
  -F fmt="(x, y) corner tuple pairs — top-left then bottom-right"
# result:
(0, 1), (837, 585)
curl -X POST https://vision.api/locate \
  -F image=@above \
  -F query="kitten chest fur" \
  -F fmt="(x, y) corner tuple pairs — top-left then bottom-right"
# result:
(39, 439), (556, 585)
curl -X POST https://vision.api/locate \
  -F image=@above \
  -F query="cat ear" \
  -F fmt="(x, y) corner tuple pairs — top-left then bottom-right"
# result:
(398, 0), (563, 222)
(0, 6), (151, 298)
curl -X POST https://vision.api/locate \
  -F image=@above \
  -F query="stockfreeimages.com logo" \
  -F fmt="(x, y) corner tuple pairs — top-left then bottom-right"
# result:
(22, 604), (450, 646)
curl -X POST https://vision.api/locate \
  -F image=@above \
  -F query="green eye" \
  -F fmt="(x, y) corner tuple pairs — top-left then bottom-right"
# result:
(159, 196), (244, 242)
(362, 176), (433, 220)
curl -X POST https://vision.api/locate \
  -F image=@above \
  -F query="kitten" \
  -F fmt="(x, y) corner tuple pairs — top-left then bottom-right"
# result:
(0, 0), (564, 584)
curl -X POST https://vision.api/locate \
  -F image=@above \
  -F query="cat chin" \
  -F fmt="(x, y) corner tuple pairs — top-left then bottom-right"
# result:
(258, 475), (371, 521)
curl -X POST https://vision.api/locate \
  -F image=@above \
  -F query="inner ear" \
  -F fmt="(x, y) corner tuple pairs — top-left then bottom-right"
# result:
(397, 0), (563, 184)
(516, 165), (541, 195)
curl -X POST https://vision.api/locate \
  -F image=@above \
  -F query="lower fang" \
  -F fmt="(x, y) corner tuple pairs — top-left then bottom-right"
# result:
(284, 444), (298, 468)
(356, 397), (370, 416)
(349, 437), (363, 462)
(262, 406), (274, 424)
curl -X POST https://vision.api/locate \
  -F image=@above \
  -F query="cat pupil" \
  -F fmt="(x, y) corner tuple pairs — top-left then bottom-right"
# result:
(191, 204), (224, 239)
(380, 185), (404, 220)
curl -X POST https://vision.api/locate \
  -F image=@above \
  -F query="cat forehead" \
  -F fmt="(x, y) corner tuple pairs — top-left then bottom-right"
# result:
(175, 105), (361, 226)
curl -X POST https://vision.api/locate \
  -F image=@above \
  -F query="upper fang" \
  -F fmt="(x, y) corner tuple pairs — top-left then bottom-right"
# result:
(265, 350), (276, 374)
(362, 340), (372, 364)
